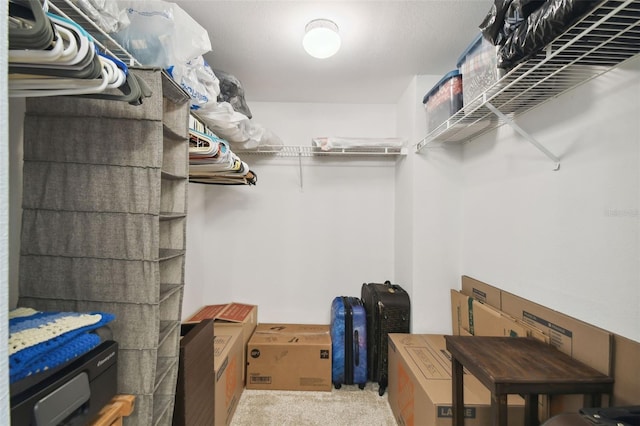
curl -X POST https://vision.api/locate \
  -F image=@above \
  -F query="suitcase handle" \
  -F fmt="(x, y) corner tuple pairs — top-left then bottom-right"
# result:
(354, 329), (359, 367)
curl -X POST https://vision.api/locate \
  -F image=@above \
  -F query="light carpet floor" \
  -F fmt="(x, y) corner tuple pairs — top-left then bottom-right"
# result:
(230, 382), (398, 426)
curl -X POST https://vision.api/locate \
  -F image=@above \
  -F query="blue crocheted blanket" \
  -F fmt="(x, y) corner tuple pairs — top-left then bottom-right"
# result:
(9, 307), (115, 384)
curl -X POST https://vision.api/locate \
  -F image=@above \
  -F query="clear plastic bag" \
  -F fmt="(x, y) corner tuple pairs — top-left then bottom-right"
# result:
(111, 0), (211, 68)
(75, 0), (130, 33)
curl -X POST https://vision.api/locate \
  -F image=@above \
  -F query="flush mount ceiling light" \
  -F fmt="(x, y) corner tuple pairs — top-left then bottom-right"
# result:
(303, 19), (341, 59)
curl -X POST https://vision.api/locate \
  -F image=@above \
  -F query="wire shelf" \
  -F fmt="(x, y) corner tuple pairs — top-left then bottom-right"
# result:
(234, 145), (406, 157)
(416, 0), (640, 151)
(48, 0), (140, 66)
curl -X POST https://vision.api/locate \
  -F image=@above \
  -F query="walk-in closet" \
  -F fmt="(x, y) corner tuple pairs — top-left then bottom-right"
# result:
(3, 1), (639, 425)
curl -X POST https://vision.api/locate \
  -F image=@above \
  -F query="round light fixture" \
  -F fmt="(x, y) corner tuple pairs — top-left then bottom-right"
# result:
(303, 19), (341, 59)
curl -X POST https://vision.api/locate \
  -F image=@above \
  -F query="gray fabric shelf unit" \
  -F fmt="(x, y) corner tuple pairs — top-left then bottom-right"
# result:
(18, 69), (190, 426)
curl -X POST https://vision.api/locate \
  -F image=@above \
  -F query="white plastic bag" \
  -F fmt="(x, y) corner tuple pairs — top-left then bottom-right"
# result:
(111, 0), (211, 68)
(240, 121), (284, 149)
(197, 101), (250, 144)
(167, 56), (220, 110)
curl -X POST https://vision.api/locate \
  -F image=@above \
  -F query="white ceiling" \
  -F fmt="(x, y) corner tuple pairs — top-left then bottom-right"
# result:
(174, 0), (493, 104)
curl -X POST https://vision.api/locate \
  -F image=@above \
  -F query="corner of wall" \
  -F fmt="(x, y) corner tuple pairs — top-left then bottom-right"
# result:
(2, 4), (11, 422)
(395, 74), (465, 334)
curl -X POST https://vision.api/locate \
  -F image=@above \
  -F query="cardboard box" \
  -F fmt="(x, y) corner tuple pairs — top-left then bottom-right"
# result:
(388, 333), (524, 426)
(187, 302), (258, 348)
(214, 326), (244, 426)
(187, 303), (258, 382)
(246, 323), (332, 391)
(502, 291), (614, 417)
(174, 320), (215, 426)
(459, 278), (613, 375)
(612, 334), (640, 405)
(500, 291), (612, 376)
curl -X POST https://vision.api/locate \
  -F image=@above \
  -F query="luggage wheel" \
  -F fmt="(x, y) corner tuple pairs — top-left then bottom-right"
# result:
(358, 383), (365, 390)
(378, 385), (386, 396)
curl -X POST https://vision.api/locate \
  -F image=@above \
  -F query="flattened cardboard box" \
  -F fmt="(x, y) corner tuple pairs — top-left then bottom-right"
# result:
(460, 275), (501, 308)
(187, 302), (258, 347)
(388, 333), (524, 426)
(612, 334), (640, 405)
(450, 289), (548, 342)
(214, 326), (244, 426)
(501, 290), (613, 415)
(246, 323), (332, 391)
(174, 320), (215, 426)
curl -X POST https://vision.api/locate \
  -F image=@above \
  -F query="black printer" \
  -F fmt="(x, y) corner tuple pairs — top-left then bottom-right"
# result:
(10, 340), (118, 426)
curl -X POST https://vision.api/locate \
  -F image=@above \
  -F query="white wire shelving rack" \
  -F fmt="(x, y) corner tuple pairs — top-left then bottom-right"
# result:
(234, 145), (406, 157)
(233, 145), (405, 189)
(48, 0), (192, 101)
(48, 0), (406, 161)
(48, 0), (140, 66)
(416, 0), (640, 170)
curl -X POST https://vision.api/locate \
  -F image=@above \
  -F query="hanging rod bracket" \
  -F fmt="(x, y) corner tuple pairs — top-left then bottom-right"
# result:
(484, 101), (561, 171)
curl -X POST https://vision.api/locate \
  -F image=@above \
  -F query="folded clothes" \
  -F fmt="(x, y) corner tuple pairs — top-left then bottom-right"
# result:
(9, 307), (115, 383)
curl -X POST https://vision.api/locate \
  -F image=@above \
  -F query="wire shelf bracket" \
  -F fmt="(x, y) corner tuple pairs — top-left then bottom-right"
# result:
(484, 101), (561, 171)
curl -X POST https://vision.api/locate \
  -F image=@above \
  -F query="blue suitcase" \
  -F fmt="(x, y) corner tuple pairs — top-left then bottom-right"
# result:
(330, 296), (367, 389)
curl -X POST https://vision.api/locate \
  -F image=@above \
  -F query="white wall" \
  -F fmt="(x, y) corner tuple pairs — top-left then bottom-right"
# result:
(183, 102), (400, 324)
(393, 78), (417, 321)
(460, 56), (640, 342)
(395, 75), (464, 334)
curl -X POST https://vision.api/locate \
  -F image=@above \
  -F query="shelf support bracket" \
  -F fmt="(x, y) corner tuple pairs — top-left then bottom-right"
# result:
(484, 101), (561, 171)
(298, 147), (304, 190)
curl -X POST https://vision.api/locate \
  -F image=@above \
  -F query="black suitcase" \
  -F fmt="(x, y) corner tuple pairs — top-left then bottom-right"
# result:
(361, 280), (410, 396)
(579, 406), (640, 425)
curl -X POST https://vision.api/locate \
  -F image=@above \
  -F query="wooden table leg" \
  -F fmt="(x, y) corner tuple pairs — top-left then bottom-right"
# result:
(583, 393), (602, 408)
(491, 393), (508, 426)
(451, 355), (464, 426)
(524, 394), (539, 426)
